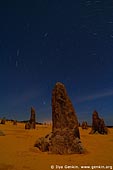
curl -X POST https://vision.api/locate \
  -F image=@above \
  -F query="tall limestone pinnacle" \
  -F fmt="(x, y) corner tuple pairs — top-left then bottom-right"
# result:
(34, 82), (84, 154)
(30, 107), (36, 129)
(52, 82), (80, 137)
(50, 82), (83, 154)
(25, 107), (36, 129)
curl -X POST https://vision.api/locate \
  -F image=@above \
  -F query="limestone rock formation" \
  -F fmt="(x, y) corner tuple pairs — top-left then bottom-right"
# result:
(52, 82), (80, 135)
(13, 120), (17, 125)
(25, 107), (36, 129)
(1, 117), (6, 124)
(34, 133), (52, 152)
(34, 82), (84, 154)
(25, 122), (31, 129)
(82, 121), (88, 129)
(29, 107), (36, 129)
(89, 110), (108, 134)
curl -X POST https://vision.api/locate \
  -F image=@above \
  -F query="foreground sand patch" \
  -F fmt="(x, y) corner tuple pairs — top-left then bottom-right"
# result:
(0, 123), (113, 170)
(0, 163), (14, 170)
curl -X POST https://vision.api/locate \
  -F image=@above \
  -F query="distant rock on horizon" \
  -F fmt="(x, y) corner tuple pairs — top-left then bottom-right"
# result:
(13, 120), (17, 125)
(82, 121), (88, 129)
(89, 110), (108, 134)
(29, 107), (36, 129)
(0, 117), (6, 124)
(25, 107), (36, 129)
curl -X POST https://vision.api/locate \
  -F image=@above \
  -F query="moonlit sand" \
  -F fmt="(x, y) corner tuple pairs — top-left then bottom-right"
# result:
(0, 121), (113, 170)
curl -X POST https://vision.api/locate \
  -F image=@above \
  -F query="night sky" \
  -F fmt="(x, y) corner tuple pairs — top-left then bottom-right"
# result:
(0, 1), (113, 125)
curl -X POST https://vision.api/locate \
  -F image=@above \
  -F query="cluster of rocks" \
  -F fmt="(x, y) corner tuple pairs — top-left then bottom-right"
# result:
(0, 82), (109, 155)
(82, 121), (88, 129)
(89, 110), (108, 134)
(34, 82), (84, 154)
(0, 118), (5, 136)
(0, 117), (6, 124)
(25, 107), (36, 129)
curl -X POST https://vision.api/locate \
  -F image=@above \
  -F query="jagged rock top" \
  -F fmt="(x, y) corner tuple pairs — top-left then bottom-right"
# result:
(89, 110), (108, 134)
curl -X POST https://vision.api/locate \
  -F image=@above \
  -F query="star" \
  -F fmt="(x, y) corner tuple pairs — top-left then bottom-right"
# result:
(16, 60), (18, 67)
(24, 23), (30, 32)
(92, 53), (97, 56)
(17, 49), (20, 57)
(110, 35), (113, 38)
(43, 101), (46, 105)
(107, 21), (113, 24)
(85, 1), (91, 6)
(93, 33), (97, 36)
(39, 59), (43, 65)
(43, 32), (48, 37)
(95, 0), (101, 3)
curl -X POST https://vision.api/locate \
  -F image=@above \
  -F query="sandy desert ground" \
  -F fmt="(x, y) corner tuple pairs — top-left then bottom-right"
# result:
(0, 122), (113, 170)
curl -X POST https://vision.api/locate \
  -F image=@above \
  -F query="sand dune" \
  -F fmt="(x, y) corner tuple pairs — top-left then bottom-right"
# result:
(0, 122), (113, 170)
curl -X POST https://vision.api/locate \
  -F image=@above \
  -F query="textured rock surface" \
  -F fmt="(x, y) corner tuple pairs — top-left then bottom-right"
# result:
(25, 122), (31, 129)
(35, 82), (84, 154)
(52, 82), (80, 135)
(13, 120), (17, 125)
(82, 121), (88, 129)
(29, 107), (36, 129)
(1, 118), (5, 124)
(89, 110), (108, 134)
(34, 133), (52, 152)
(25, 107), (36, 129)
